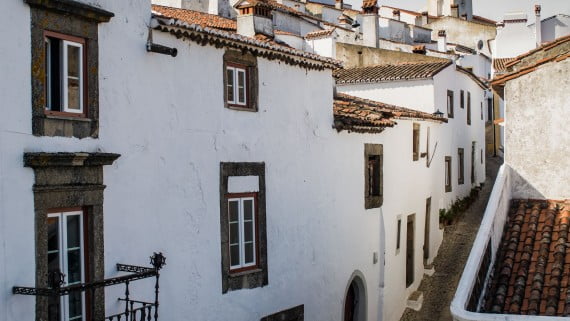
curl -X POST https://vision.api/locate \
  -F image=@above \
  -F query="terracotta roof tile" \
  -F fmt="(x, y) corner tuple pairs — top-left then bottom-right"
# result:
(334, 61), (452, 84)
(152, 5), (236, 31)
(362, 0), (377, 9)
(333, 93), (446, 133)
(486, 199), (570, 316)
(305, 28), (335, 40)
(493, 58), (516, 73)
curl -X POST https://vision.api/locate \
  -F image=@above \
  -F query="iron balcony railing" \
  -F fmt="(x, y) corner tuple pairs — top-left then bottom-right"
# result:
(13, 252), (166, 321)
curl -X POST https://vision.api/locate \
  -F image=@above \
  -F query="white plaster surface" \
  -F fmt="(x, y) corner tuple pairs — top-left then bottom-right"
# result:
(228, 176), (260, 193)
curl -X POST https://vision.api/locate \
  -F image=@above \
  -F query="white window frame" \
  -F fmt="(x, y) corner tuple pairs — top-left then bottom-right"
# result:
(62, 40), (84, 113)
(48, 210), (86, 321)
(228, 196), (256, 270)
(226, 65), (247, 107)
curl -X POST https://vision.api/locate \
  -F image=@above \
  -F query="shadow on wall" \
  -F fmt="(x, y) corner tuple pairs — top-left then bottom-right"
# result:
(508, 167), (547, 200)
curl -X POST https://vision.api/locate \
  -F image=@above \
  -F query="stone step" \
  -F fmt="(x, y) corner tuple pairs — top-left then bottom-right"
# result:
(407, 291), (424, 311)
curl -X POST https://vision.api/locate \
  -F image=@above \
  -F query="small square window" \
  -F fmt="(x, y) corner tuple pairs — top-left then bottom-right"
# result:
(223, 50), (258, 111)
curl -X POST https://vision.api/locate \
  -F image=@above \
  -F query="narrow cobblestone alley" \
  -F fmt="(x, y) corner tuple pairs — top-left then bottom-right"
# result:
(400, 155), (503, 321)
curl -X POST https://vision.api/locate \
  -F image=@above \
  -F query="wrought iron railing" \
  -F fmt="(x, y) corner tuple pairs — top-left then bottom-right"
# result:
(13, 252), (166, 321)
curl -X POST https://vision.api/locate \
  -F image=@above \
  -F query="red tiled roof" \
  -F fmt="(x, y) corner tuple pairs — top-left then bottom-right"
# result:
(334, 61), (452, 84)
(493, 58), (516, 73)
(486, 200), (570, 316)
(151, 5), (236, 31)
(333, 93), (446, 133)
(504, 35), (570, 69)
(305, 28), (335, 40)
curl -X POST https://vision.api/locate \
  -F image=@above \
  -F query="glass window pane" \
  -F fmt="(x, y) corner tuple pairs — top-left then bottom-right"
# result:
(67, 215), (80, 249)
(230, 244), (240, 267)
(67, 77), (80, 110)
(48, 217), (59, 252)
(228, 200), (239, 222)
(244, 242), (254, 264)
(229, 222), (239, 245)
(48, 253), (60, 273)
(67, 249), (82, 284)
(226, 68), (234, 102)
(237, 70), (245, 103)
(243, 199), (253, 221)
(244, 221), (253, 243)
(68, 291), (83, 319)
(67, 44), (81, 110)
(48, 296), (60, 321)
(67, 45), (80, 78)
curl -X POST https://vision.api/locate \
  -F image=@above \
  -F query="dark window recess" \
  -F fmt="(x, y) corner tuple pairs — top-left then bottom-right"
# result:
(260, 305), (304, 321)
(458, 148), (465, 185)
(460, 90), (465, 108)
(467, 92), (471, 125)
(364, 144), (383, 209)
(413, 123), (420, 161)
(447, 90), (454, 118)
(445, 156), (452, 192)
(480, 102), (483, 120)
(45, 37), (62, 110)
(396, 218), (402, 250)
(487, 98), (493, 122)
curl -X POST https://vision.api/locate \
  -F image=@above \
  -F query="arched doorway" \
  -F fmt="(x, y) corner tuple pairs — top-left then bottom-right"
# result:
(343, 273), (367, 321)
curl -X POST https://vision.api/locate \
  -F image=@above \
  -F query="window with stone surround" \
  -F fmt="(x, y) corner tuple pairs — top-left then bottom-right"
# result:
(220, 162), (267, 293)
(223, 50), (258, 111)
(24, 152), (120, 321)
(27, 0), (113, 138)
(364, 144), (383, 209)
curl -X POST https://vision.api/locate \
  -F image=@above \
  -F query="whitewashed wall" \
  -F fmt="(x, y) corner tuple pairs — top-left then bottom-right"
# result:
(494, 22), (535, 58)
(457, 54), (491, 80)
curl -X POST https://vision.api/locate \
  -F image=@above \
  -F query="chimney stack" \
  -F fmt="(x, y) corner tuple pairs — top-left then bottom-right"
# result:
(392, 9), (400, 21)
(535, 4), (542, 47)
(437, 30), (447, 52)
(236, 0), (274, 38)
(335, 0), (343, 10)
(450, 4), (458, 18)
(421, 11), (429, 25)
(362, 0), (379, 47)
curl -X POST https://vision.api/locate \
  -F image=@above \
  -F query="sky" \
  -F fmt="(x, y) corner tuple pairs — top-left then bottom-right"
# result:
(344, 0), (570, 24)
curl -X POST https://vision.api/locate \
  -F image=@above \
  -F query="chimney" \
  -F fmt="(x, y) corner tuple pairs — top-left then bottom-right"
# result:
(335, 0), (343, 10)
(450, 4), (458, 18)
(236, 1), (274, 38)
(412, 45), (426, 55)
(437, 30), (447, 52)
(392, 9), (400, 21)
(362, 0), (379, 47)
(421, 11), (429, 25)
(535, 4), (542, 47)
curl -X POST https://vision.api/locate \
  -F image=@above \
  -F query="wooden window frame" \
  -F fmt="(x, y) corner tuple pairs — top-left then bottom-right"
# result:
(447, 90), (454, 118)
(458, 148), (465, 185)
(43, 30), (88, 118)
(413, 123), (420, 161)
(227, 192), (260, 274)
(225, 63), (250, 109)
(46, 207), (92, 321)
(445, 156), (452, 192)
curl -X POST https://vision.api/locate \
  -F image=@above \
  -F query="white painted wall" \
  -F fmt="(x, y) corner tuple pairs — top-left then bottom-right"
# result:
(378, 7), (419, 26)
(321, 6), (343, 24)
(338, 79), (436, 114)
(457, 54), (491, 80)
(306, 36), (337, 57)
(494, 21), (535, 58)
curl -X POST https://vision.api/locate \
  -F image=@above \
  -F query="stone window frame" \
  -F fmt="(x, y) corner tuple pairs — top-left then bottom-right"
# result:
(364, 144), (383, 209)
(223, 50), (259, 112)
(412, 123), (420, 161)
(24, 152), (120, 321)
(447, 90), (454, 119)
(445, 156), (452, 192)
(458, 148), (465, 185)
(220, 162), (268, 293)
(27, 0), (113, 139)
(260, 305), (304, 321)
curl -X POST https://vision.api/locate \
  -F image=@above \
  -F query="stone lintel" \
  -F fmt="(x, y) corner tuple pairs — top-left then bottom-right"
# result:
(24, 152), (120, 168)
(24, 0), (114, 23)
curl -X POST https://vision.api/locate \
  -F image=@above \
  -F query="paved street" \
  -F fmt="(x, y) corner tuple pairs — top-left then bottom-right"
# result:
(400, 155), (503, 321)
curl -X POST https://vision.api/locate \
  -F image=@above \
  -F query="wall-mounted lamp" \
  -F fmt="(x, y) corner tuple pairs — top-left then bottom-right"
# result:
(433, 109), (444, 118)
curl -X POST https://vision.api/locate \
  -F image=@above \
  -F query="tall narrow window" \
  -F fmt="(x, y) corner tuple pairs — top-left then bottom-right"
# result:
(47, 210), (86, 321)
(480, 102), (483, 120)
(447, 90), (454, 118)
(364, 144), (383, 209)
(396, 218), (402, 251)
(458, 148), (465, 185)
(467, 91), (471, 125)
(44, 32), (85, 115)
(413, 123), (420, 161)
(225, 64), (248, 107)
(228, 195), (257, 272)
(445, 156), (452, 192)
(460, 90), (465, 108)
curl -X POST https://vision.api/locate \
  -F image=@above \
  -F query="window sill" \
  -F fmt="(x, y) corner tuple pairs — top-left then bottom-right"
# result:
(226, 104), (257, 112)
(229, 268), (262, 278)
(44, 114), (92, 122)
